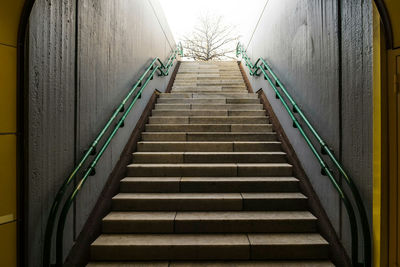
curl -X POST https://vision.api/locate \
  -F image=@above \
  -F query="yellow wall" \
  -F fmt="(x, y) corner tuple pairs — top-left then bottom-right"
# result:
(384, 0), (400, 49)
(373, 5), (382, 266)
(374, 1), (400, 266)
(0, 1), (25, 266)
(385, 0), (400, 265)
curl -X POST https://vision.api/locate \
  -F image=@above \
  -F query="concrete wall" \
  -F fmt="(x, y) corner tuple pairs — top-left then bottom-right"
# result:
(27, 0), (175, 265)
(242, 0), (372, 258)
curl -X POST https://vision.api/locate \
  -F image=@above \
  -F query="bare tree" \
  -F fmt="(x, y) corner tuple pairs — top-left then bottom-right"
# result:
(182, 14), (240, 61)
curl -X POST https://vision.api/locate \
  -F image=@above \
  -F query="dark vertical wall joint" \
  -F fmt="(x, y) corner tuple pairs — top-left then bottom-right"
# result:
(337, 0), (343, 240)
(72, 0), (79, 241)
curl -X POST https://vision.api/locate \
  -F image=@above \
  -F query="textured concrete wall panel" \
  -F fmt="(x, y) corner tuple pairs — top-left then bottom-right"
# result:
(243, 0), (372, 257)
(244, 0), (341, 230)
(28, 0), (175, 266)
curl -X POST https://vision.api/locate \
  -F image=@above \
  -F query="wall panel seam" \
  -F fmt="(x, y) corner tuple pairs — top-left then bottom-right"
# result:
(337, 0), (343, 239)
(73, 0), (79, 241)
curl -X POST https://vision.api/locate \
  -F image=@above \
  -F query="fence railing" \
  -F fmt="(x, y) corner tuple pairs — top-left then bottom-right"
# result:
(43, 43), (183, 266)
(236, 42), (371, 267)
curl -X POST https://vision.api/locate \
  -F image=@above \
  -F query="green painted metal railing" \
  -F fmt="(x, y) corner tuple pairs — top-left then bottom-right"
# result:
(43, 43), (183, 267)
(236, 43), (371, 267)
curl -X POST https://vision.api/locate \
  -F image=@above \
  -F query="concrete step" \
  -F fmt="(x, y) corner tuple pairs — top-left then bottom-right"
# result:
(175, 76), (243, 80)
(172, 85), (245, 89)
(178, 69), (241, 73)
(148, 116), (269, 124)
(144, 124), (273, 132)
(91, 233), (249, 260)
(174, 78), (244, 81)
(178, 71), (242, 75)
(157, 98), (260, 104)
(174, 77), (244, 81)
(154, 104), (263, 110)
(131, 152), (286, 163)
(151, 110), (267, 117)
(172, 84), (245, 88)
(247, 233), (329, 259)
(197, 83), (245, 87)
(167, 261), (335, 267)
(87, 261), (335, 266)
(112, 192), (306, 211)
(173, 82), (246, 86)
(159, 93), (257, 98)
(90, 233), (327, 260)
(141, 132), (278, 141)
(137, 141), (282, 152)
(119, 177), (299, 193)
(102, 211), (316, 233)
(172, 85), (247, 92)
(171, 89), (248, 93)
(126, 163), (292, 177)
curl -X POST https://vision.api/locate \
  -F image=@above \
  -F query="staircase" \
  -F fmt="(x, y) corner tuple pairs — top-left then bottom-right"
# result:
(88, 61), (334, 266)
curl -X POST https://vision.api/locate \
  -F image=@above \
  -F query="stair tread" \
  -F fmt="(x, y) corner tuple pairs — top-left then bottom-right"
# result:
(127, 163), (291, 167)
(145, 124), (272, 126)
(121, 177), (298, 182)
(113, 192), (306, 199)
(104, 211), (316, 221)
(133, 152), (286, 155)
(92, 233), (249, 246)
(142, 132), (276, 134)
(87, 261), (334, 267)
(169, 261), (334, 267)
(149, 116), (269, 119)
(138, 141), (281, 144)
(92, 233), (326, 246)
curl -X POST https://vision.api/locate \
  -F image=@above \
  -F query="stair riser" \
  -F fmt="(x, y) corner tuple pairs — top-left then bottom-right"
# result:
(157, 99), (260, 104)
(102, 219), (316, 234)
(131, 153), (286, 163)
(172, 88), (247, 92)
(141, 133), (278, 141)
(172, 86), (246, 90)
(112, 198), (243, 211)
(120, 180), (299, 193)
(159, 93), (257, 99)
(90, 243), (327, 261)
(178, 70), (241, 73)
(151, 110), (267, 116)
(173, 79), (245, 82)
(126, 165), (292, 177)
(250, 245), (329, 260)
(148, 117), (269, 124)
(144, 124), (273, 132)
(155, 104), (263, 110)
(112, 198), (306, 211)
(137, 142), (281, 152)
(173, 84), (246, 87)
(174, 78), (244, 81)
(176, 74), (241, 77)
(90, 245), (249, 261)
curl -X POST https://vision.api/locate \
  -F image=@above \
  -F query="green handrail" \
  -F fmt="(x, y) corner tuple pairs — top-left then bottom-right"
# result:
(43, 42), (183, 267)
(236, 43), (371, 267)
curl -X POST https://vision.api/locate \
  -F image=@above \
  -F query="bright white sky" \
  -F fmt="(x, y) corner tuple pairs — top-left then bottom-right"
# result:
(159, 0), (268, 46)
